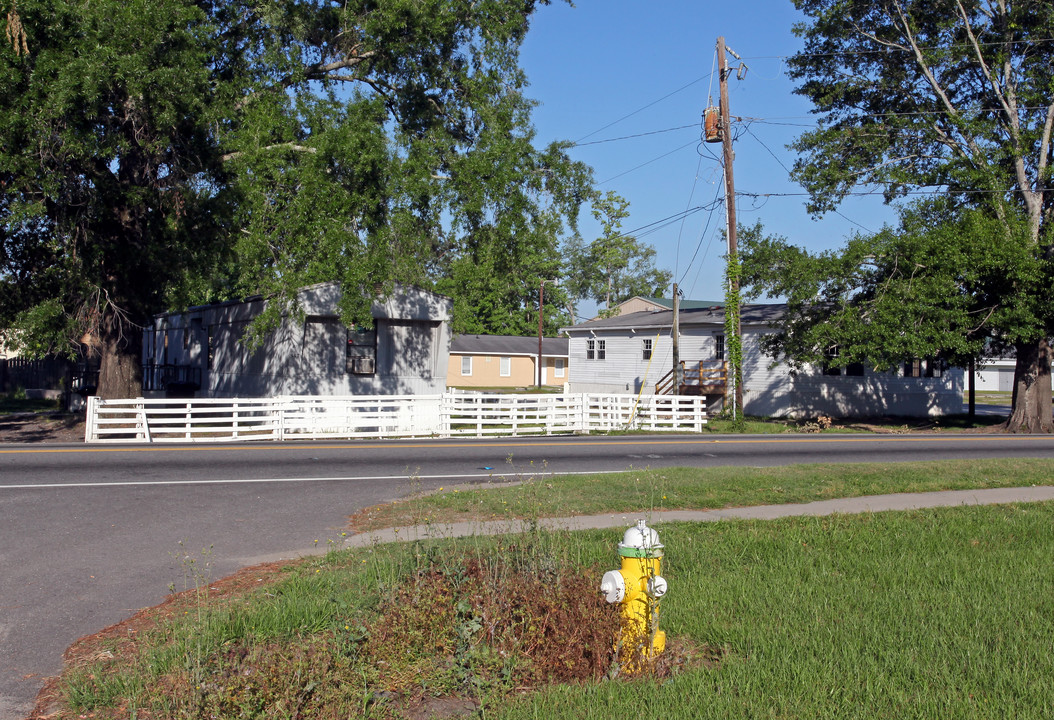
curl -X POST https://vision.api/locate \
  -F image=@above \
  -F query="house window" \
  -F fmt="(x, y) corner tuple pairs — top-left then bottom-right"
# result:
(554, 358), (565, 378)
(461, 355), (472, 376)
(587, 339), (606, 360)
(823, 347), (864, 376)
(822, 347), (841, 376)
(905, 358), (945, 378)
(346, 324), (377, 375)
(714, 334), (725, 361)
(500, 356), (511, 377)
(642, 338), (652, 360)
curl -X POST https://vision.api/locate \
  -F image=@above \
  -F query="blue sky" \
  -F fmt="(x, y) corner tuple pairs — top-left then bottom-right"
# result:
(518, 0), (898, 313)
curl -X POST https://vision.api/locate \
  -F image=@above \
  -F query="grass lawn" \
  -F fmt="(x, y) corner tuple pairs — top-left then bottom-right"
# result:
(55, 501), (1054, 719)
(50, 458), (1054, 720)
(353, 457), (1053, 532)
(0, 395), (61, 414)
(498, 504), (1054, 719)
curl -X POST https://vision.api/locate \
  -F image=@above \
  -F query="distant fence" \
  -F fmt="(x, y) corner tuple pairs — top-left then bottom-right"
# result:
(84, 393), (708, 443)
(1, 357), (70, 393)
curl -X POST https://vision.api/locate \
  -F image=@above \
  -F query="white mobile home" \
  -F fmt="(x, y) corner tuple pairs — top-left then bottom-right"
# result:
(560, 304), (965, 418)
(143, 282), (452, 398)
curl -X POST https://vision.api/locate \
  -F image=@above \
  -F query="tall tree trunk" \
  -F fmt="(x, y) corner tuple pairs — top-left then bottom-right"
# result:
(96, 324), (143, 399)
(1004, 339), (1053, 433)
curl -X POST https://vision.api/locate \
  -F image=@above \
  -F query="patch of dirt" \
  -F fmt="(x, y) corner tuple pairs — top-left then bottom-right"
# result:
(0, 413), (85, 443)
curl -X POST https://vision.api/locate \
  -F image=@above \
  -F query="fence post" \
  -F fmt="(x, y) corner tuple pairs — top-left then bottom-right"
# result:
(85, 395), (99, 442)
(136, 398), (153, 443)
(276, 397), (286, 442)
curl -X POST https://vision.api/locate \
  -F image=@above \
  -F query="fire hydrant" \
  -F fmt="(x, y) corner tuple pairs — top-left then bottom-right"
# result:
(600, 519), (668, 666)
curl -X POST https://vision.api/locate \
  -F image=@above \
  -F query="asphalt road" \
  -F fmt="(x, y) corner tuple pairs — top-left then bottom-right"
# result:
(3, 432), (1054, 718)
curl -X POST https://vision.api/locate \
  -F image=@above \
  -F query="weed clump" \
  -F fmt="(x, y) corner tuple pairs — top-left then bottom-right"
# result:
(367, 551), (621, 697)
(48, 545), (629, 719)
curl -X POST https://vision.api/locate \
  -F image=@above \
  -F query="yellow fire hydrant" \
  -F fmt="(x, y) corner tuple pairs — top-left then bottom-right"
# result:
(600, 519), (667, 667)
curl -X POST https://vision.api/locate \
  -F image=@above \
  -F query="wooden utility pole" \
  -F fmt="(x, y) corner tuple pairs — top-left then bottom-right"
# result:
(672, 283), (681, 394)
(717, 36), (743, 418)
(537, 279), (545, 389)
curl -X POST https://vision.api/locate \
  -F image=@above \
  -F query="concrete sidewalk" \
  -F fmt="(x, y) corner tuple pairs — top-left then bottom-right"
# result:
(344, 485), (1054, 547)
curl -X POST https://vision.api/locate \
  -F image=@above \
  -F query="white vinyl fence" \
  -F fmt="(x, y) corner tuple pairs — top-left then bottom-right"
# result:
(84, 393), (708, 443)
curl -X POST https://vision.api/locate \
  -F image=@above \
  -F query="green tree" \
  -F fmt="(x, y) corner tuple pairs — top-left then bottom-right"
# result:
(777, 0), (1054, 432)
(0, 0), (224, 397)
(0, 0), (582, 397)
(567, 191), (672, 317)
(741, 202), (1045, 386)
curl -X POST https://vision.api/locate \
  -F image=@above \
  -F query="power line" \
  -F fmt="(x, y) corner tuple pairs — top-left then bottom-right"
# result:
(575, 73), (715, 144)
(739, 37), (1054, 62)
(678, 183), (725, 287)
(598, 140), (702, 185)
(571, 124), (698, 148)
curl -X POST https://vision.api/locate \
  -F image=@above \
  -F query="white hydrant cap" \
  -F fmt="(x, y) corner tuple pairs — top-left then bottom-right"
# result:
(618, 519), (664, 558)
(600, 570), (626, 603)
(647, 575), (668, 599)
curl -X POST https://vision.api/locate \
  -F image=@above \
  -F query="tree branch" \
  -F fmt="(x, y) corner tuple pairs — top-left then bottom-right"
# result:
(235, 50), (378, 110)
(221, 143), (318, 162)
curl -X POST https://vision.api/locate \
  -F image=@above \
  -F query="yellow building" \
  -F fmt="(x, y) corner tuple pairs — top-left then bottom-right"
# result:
(447, 334), (569, 390)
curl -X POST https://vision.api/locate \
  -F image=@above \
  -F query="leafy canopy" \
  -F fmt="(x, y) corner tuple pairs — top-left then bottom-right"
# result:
(0, 0), (591, 389)
(741, 203), (1047, 371)
(789, 0), (1054, 245)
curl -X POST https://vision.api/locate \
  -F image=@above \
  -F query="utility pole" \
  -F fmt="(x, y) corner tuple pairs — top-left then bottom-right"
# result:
(537, 279), (546, 389)
(717, 36), (743, 419)
(672, 283), (681, 394)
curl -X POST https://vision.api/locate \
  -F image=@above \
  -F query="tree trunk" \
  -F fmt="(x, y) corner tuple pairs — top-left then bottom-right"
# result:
(96, 325), (143, 399)
(1004, 339), (1053, 433)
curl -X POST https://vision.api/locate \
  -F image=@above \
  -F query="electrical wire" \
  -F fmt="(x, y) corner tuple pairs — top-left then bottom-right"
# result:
(598, 140), (701, 185)
(675, 152), (706, 281)
(738, 37), (1054, 62)
(678, 183), (724, 287)
(575, 73), (716, 144)
(571, 124), (698, 148)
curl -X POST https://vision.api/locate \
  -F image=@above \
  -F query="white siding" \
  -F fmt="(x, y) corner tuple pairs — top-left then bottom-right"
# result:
(145, 284), (451, 398)
(567, 323), (965, 418)
(741, 328), (965, 417)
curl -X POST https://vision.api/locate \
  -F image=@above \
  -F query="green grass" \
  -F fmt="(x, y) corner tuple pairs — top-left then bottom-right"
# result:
(355, 458), (1052, 532)
(0, 394), (61, 414)
(56, 501), (1054, 719)
(496, 504), (1054, 719)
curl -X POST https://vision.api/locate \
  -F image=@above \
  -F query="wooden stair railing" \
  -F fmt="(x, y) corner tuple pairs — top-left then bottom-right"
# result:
(655, 361), (728, 395)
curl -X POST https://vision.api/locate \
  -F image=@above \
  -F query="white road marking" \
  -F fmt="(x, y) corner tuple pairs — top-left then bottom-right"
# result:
(0, 469), (623, 490)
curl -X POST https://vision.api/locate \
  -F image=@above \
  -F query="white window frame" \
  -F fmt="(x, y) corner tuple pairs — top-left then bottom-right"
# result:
(499, 356), (512, 377)
(642, 338), (653, 360)
(461, 355), (472, 376)
(554, 358), (565, 378)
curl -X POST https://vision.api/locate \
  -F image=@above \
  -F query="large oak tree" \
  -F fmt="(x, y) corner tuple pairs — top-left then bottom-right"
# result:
(0, 0), (586, 397)
(746, 0), (1053, 432)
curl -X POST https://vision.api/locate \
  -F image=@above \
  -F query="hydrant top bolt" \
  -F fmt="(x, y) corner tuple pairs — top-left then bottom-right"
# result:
(618, 519), (664, 559)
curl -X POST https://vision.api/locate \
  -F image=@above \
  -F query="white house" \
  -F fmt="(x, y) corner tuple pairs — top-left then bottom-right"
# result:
(560, 304), (965, 418)
(143, 282), (452, 398)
